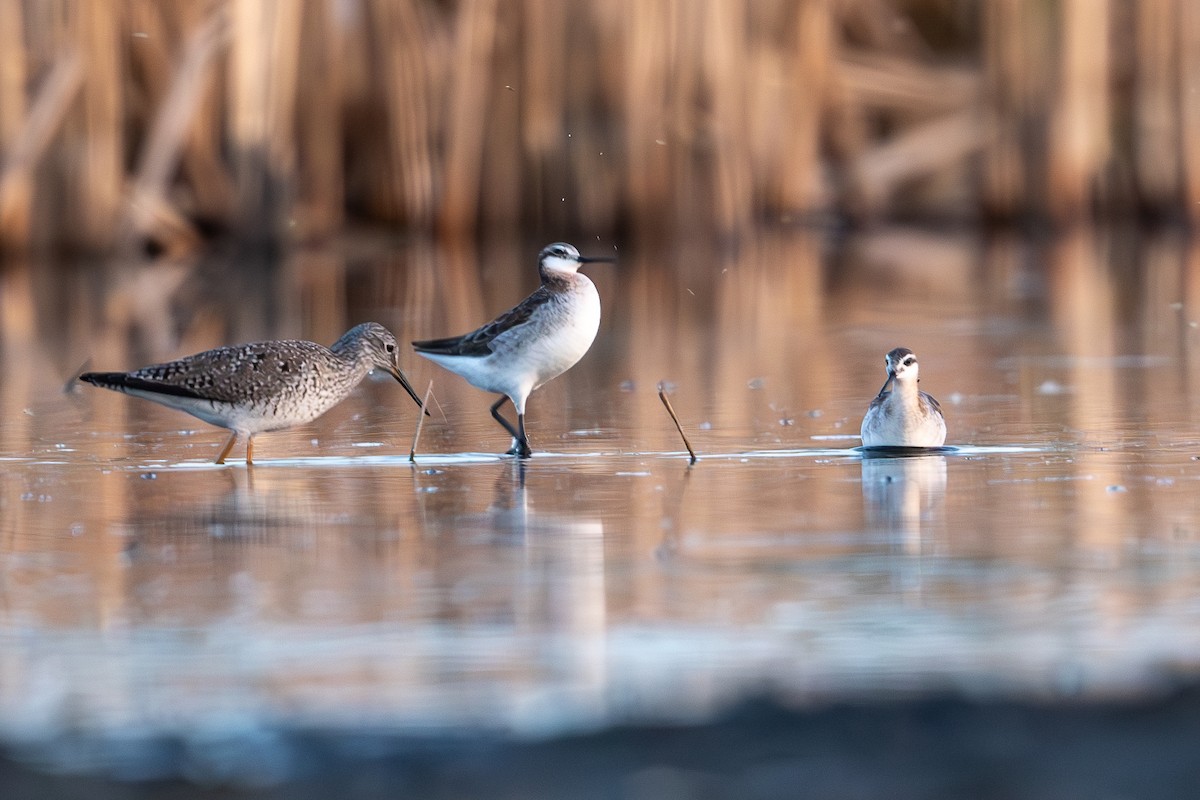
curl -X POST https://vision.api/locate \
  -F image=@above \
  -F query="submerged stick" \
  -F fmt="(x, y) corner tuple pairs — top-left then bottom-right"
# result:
(409, 381), (435, 462)
(657, 384), (697, 464)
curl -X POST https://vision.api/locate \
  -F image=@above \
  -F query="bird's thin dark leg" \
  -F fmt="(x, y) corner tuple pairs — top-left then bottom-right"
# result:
(245, 435), (255, 465)
(491, 396), (523, 455)
(216, 432), (238, 465)
(516, 413), (531, 458)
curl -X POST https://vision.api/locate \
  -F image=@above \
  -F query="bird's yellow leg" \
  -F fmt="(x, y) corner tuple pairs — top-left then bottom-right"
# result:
(215, 432), (238, 464)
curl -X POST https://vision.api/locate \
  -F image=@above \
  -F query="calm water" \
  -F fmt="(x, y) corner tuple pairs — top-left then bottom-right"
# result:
(3, 227), (1200, 765)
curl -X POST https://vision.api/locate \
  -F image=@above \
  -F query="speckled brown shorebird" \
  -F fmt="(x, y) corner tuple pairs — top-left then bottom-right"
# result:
(860, 347), (947, 448)
(79, 322), (425, 464)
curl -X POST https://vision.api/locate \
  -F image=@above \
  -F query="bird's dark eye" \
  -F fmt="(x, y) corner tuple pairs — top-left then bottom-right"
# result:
(385, 343), (395, 353)
(904, 357), (915, 366)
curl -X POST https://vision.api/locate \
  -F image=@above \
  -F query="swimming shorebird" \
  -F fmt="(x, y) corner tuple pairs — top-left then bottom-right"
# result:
(412, 242), (614, 458)
(860, 347), (947, 448)
(79, 322), (425, 464)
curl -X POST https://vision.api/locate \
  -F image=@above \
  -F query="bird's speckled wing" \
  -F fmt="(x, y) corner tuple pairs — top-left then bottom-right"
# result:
(412, 286), (551, 358)
(81, 340), (331, 405)
(920, 391), (942, 414)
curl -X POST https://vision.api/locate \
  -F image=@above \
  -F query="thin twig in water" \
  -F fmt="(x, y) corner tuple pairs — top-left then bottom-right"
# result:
(658, 385), (697, 464)
(409, 381), (435, 462)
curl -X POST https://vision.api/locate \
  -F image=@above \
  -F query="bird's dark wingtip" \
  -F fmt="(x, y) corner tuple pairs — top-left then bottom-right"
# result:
(411, 337), (458, 355)
(77, 372), (209, 400)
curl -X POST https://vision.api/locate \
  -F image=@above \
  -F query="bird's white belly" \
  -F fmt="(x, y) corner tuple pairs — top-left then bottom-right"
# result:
(122, 388), (334, 435)
(421, 283), (601, 411)
(120, 388), (254, 432)
(525, 289), (601, 388)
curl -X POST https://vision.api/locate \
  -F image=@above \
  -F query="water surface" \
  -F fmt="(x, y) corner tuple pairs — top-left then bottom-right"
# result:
(3, 228), (1200, 773)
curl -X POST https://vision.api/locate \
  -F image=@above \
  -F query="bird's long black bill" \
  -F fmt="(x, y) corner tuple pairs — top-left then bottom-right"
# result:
(579, 255), (616, 264)
(875, 374), (895, 398)
(391, 366), (431, 415)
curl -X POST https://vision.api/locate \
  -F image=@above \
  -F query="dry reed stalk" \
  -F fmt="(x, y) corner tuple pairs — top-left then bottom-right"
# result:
(477, 7), (524, 233)
(125, 0), (194, 249)
(228, 0), (266, 228)
(368, 0), (437, 228)
(621, 0), (675, 231)
(775, 0), (832, 215)
(855, 110), (986, 210)
(409, 380), (435, 462)
(126, 6), (229, 253)
(9, 0), (1200, 249)
(0, 53), (84, 253)
(171, 0), (236, 225)
(569, 8), (623, 233)
(1048, 0), (1111, 222)
(1133, 0), (1180, 211)
(229, 0), (303, 242)
(839, 50), (978, 116)
(267, 0), (303, 212)
(126, 3), (179, 135)
(981, 0), (1025, 218)
(705, 0), (753, 235)
(520, 0), (572, 229)
(438, 0), (499, 238)
(295, 0), (344, 240)
(670, 9), (708, 231)
(71, 0), (124, 252)
(0, 0), (28, 251)
(521, 0), (567, 157)
(840, 0), (929, 58)
(0, 0), (24, 145)
(657, 385), (696, 465)
(1180, 2), (1200, 222)
(822, 13), (875, 221)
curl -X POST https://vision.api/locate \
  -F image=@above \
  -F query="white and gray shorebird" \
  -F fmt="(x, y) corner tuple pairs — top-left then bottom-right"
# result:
(79, 322), (426, 464)
(860, 347), (947, 448)
(412, 242), (614, 458)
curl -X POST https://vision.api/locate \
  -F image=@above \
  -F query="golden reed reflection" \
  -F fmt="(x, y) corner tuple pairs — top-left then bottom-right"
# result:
(3, 229), (1195, 455)
(2, 228), (1200, 635)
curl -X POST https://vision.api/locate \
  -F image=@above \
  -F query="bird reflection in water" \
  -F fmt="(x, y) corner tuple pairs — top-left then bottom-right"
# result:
(445, 460), (608, 716)
(123, 469), (324, 555)
(861, 453), (947, 555)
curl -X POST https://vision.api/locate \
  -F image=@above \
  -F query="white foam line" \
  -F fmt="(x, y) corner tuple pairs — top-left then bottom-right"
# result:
(67, 443), (1056, 472)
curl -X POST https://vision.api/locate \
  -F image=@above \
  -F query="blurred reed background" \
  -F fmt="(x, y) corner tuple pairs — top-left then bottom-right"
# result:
(1, 0), (1199, 259)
